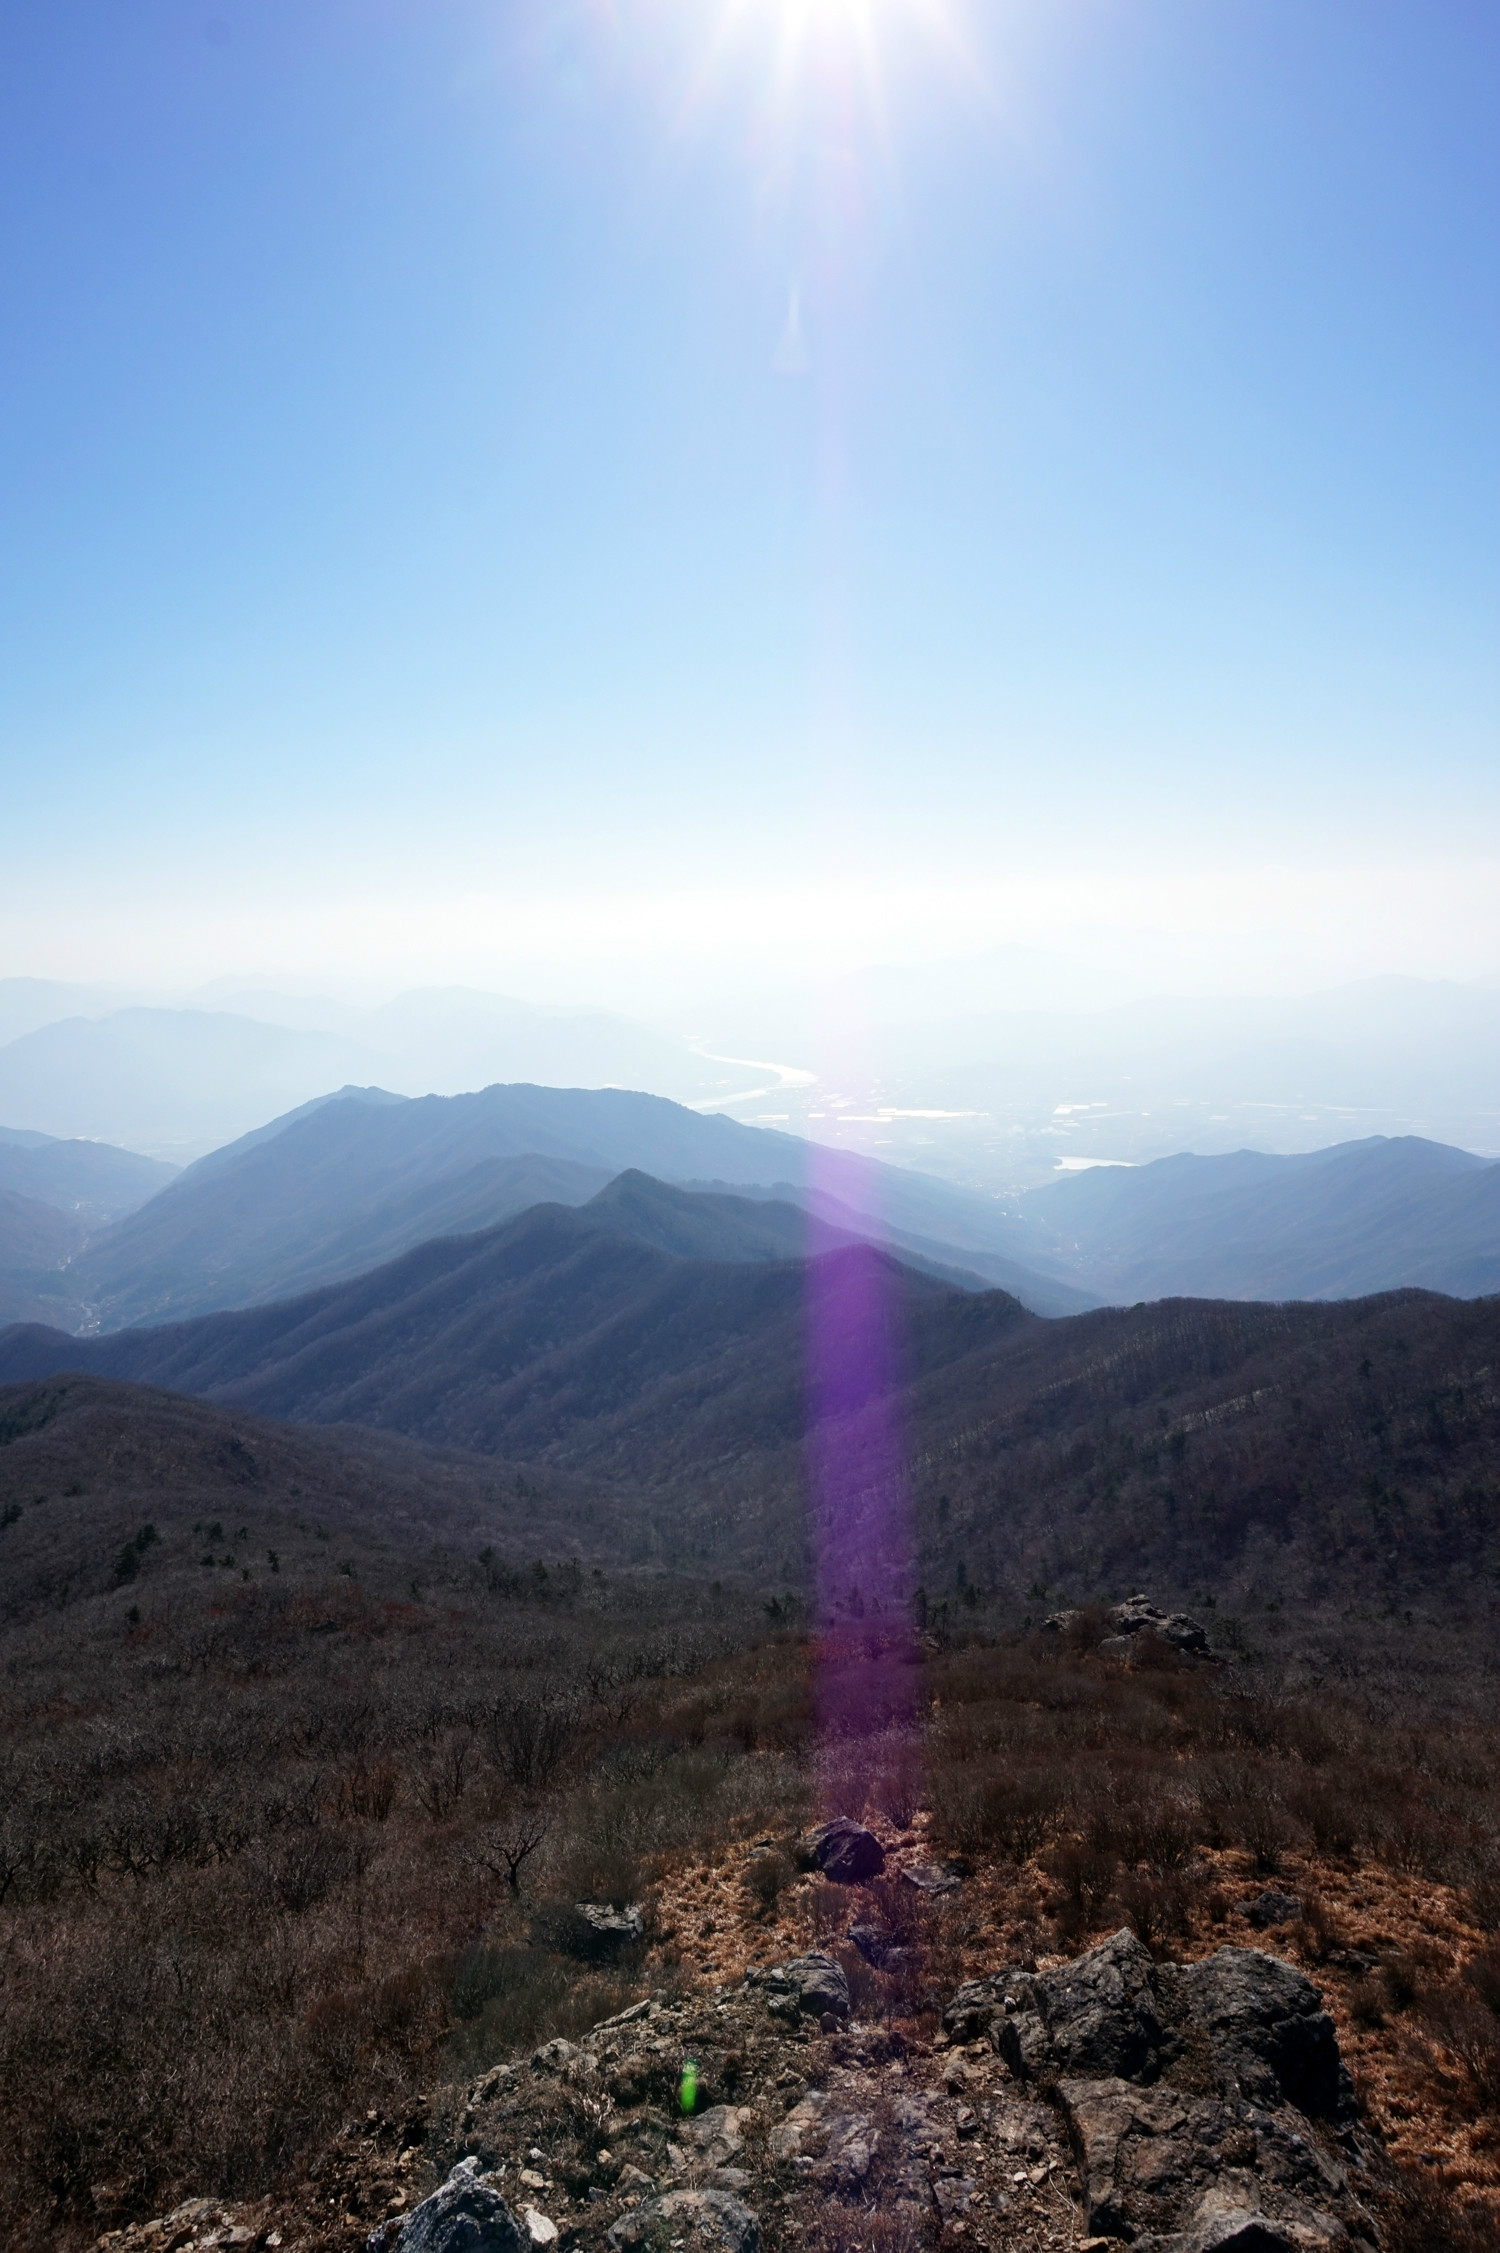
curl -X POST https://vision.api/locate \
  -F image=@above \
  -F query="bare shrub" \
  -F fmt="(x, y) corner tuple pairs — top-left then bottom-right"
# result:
(1348, 1976), (1387, 2031)
(441, 1947), (642, 2082)
(415, 1735), (473, 1821)
(1093, 1793), (1199, 1873)
(743, 1847), (796, 1921)
(0, 1554), (770, 2250)
(1114, 1870), (1195, 1957)
(1240, 1789), (1293, 1875)
(485, 1695), (580, 1791)
(1043, 1838), (1120, 1941)
(802, 2202), (931, 2253)
(1422, 1950), (1500, 2113)
(873, 1741), (923, 1830)
(928, 1760), (1062, 1864)
(1377, 2166), (1500, 2253)
(834, 1939), (888, 2021)
(1284, 1775), (1362, 1862)
(1463, 1846), (1500, 1935)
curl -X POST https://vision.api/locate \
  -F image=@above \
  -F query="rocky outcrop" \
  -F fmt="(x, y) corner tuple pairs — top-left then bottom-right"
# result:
(959, 1930), (1366, 2248)
(1180, 1948), (1354, 2121)
(1110, 1594), (1215, 1656)
(849, 1920), (914, 1973)
(1044, 1595), (1217, 1660)
(607, 2187), (759, 2253)
(93, 1928), (1375, 2253)
(574, 1904), (646, 1955)
(996, 1927), (1174, 2084)
(1059, 2075), (1354, 2249)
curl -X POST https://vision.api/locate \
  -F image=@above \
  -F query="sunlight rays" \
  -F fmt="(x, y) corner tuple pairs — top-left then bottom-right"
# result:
(670, 0), (976, 154)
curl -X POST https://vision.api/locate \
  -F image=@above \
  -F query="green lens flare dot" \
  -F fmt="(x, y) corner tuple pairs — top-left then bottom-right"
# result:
(678, 2058), (699, 2115)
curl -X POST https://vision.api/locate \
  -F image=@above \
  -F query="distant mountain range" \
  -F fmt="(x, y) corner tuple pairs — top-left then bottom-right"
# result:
(6, 971), (1500, 1195)
(1011, 1133), (1500, 1301)
(4, 1080), (1498, 1348)
(3, 1034), (1498, 1372)
(53, 1082), (1092, 1329)
(0, 983), (751, 1157)
(0, 1008), (405, 1158)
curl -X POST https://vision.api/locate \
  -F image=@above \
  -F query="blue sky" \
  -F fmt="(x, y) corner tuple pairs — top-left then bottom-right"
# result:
(2, 0), (1496, 1006)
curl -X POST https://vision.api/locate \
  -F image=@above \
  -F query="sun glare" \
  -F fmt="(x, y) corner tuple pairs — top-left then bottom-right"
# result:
(673, 0), (975, 170)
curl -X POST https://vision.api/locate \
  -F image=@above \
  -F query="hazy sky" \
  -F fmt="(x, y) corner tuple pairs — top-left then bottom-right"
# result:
(3, 0), (1497, 1009)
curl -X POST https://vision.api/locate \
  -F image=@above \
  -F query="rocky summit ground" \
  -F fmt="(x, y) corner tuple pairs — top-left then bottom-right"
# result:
(93, 1889), (1391, 2253)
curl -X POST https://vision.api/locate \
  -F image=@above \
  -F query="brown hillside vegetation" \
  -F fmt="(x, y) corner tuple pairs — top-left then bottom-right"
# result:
(3, 1512), (1499, 2247)
(0, 1498), (783, 2247)
(2, 1361), (1498, 2248)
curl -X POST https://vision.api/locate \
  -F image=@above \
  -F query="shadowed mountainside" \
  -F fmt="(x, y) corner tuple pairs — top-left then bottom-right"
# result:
(0, 1191), (89, 1328)
(5, 1177), (1500, 1650)
(0, 1177), (1017, 1491)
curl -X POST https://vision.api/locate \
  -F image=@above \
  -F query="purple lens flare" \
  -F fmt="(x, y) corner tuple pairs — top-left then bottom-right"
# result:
(804, 1137), (923, 1805)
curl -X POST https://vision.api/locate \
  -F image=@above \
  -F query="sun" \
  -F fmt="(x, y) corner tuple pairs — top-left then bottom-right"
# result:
(679, 0), (970, 130)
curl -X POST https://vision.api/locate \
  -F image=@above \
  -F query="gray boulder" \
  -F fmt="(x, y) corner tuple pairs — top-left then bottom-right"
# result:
(1182, 1948), (1355, 2120)
(943, 1967), (1035, 2043)
(948, 1933), (1366, 2249)
(1059, 2076), (1229, 2241)
(848, 1922), (912, 1973)
(1058, 2077), (1349, 2248)
(370, 2160), (526, 2253)
(900, 1859), (963, 1895)
(802, 1819), (885, 1883)
(1168, 2195), (1344, 2251)
(607, 2188), (760, 2253)
(1241, 1890), (1303, 1930)
(747, 1951), (850, 2020)
(998, 1928), (1172, 2084)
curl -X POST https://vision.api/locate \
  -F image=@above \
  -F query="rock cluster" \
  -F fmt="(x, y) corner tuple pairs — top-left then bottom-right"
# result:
(944, 1929), (1366, 2249)
(1044, 1593), (1216, 1661)
(364, 1925), (1372, 2253)
(91, 1863), (1378, 2253)
(1240, 1892), (1304, 1932)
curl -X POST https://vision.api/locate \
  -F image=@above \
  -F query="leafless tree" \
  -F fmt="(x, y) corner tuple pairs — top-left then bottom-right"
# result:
(473, 1806), (551, 1894)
